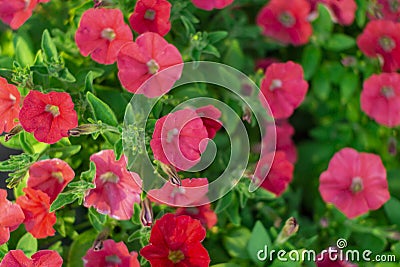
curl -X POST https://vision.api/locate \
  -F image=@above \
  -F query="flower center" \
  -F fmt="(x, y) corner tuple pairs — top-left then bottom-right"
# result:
(100, 171), (119, 183)
(144, 9), (156, 20)
(105, 255), (121, 264)
(350, 176), (364, 194)
(9, 93), (16, 102)
(379, 36), (396, 52)
(147, 59), (160, 75)
(24, 0), (30, 9)
(168, 250), (185, 264)
(269, 79), (282, 91)
(279, 12), (296, 27)
(381, 86), (396, 99)
(167, 128), (179, 143)
(171, 186), (186, 197)
(101, 28), (116, 41)
(51, 172), (64, 183)
(45, 104), (60, 117)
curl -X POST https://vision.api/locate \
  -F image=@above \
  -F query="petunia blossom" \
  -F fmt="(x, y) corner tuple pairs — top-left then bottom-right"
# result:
(319, 148), (390, 219)
(16, 188), (57, 239)
(129, 0), (172, 36)
(357, 20), (400, 72)
(175, 203), (217, 229)
(308, 0), (357, 25)
(148, 178), (209, 207)
(361, 72), (400, 127)
(191, 0), (234, 10)
(257, 0), (312, 46)
(0, 0), (38, 30)
(84, 150), (142, 220)
(0, 189), (25, 246)
(27, 158), (75, 202)
(117, 32), (183, 98)
(316, 247), (358, 267)
(140, 213), (210, 266)
(75, 8), (133, 64)
(82, 239), (140, 267)
(19, 90), (78, 144)
(0, 250), (63, 267)
(368, 0), (400, 21)
(0, 77), (21, 134)
(259, 61), (309, 119)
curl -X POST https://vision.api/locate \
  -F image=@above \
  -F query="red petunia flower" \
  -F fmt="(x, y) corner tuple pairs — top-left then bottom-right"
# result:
(195, 105), (222, 139)
(0, 250), (63, 267)
(0, 0), (38, 30)
(361, 73), (400, 127)
(357, 20), (400, 72)
(75, 8), (133, 65)
(150, 109), (209, 171)
(84, 150), (142, 220)
(129, 0), (172, 37)
(369, 0), (400, 21)
(148, 178), (209, 207)
(16, 188), (57, 239)
(191, 0), (234, 10)
(117, 32), (183, 98)
(316, 247), (358, 267)
(27, 158), (75, 202)
(257, 0), (312, 46)
(319, 148), (390, 219)
(19, 90), (78, 144)
(83, 239), (140, 267)
(259, 61), (309, 119)
(308, 0), (357, 25)
(175, 204), (217, 229)
(0, 77), (21, 134)
(255, 151), (294, 196)
(0, 189), (25, 245)
(140, 213), (210, 267)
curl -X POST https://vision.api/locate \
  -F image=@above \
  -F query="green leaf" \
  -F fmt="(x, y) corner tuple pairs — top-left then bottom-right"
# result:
(80, 161), (96, 182)
(88, 207), (106, 232)
(225, 193), (241, 226)
(215, 191), (233, 213)
(353, 232), (387, 253)
(50, 192), (79, 212)
(84, 71), (94, 92)
(58, 68), (76, 83)
(131, 203), (141, 225)
(114, 138), (123, 161)
(223, 39), (245, 70)
(19, 132), (34, 154)
(14, 32), (34, 67)
(313, 4), (334, 43)
(208, 31), (228, 44)
(41, 29), (59, 63)
(324, 34), (356, 51)
(247, 221), (272, 265)
(211, 264), (241, 267)
(68, 229), (97, 267)
(16, 233), (37, 257)
(0, 243), (8, 261)
(86, 92), (118, 127)
(384, 197), (400, 225)
(339, 72), (358, 104)
(355, 0), (367, 28)
(301, 45), (321, 80)
(203, 44), (220, 58)
(312, 66), (331, 100)
(223, 227), (251, 259)
(48, 145), (81, 159)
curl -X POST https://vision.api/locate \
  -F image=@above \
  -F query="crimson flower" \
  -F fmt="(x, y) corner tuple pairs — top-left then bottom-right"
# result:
(16, 188), (57, 239)
(19, 90), (78, 144)
(191, 0), (234, 10)
(175, 204), (217, 229)
(84, 150), (142, 220)
(195, 105), (222, 139)
(316, 247), (358, 267)
(148, 178), (209, 207)
(129, 0), (171, 36)
(259, 61), (309, 119)
(75, 8), (133, 64)
(117, 32), (183, 98)
(27, 158), (75, 202)
(0, 77), (21, 134)
(0, 0), (37, 30)
(319, 148), (390, 219)
(0, 250), (63, 267)
(140, 213), (210, 267)
(309, 0), (357, 25)
(83, 239), (140, 267)
(257, 0), (312, 45)
(357, 20), (400, 72)
(0, 189), (25, 245)
(361, 72), (400, 127)
(369, 0), (400, 21)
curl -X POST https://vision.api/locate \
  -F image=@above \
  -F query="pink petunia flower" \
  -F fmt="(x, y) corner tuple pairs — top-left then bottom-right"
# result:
(175, 203), (217, 229)
(148, 178), (209, 207)
(117, 32), (183, 98)
(150, 109), (209, 171)
(361, 72), (400, 127)
(129, 0), (172, 36)
(84, 150), (142, 220)
(75, 8), (133, 65)
(83, 239), (140, 267)
(140, 213), (210, 266)
(191, 0), (234, 10)
(0, 0), (38, 30)
(316, 247), (358, 267)
(257, 0), (313, 46)
(357, 20), (400, 72)
(0, 77), (21, 134)
(27, 158), (75, 202)
(19, 90), (78, 144)
(308, 0), (357, 25)
(319, 148), (390, 219)
(368, 0), (400, 21)
(0, 250), (63, 267)
(0, 189), (25, 246)
(195, 105), (222, 139)
(16, 188), (57, 239)
(259, 61), (309, 119)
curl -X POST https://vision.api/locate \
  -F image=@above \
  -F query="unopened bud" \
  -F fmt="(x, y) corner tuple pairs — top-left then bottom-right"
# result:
(388, 137), (397, 156)
(276, 217), (299, 245)
(4, 125), (23, 142)
(68, 124), (101, 137)
(161, 163), (181, 186)
(242, 106), (252, 124)
(92, 228), (110, 251)
(140, 198), (153, 227)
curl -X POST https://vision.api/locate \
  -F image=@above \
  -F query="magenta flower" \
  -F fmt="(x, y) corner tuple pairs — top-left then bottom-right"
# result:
(319, 148), (390, 219)
(175, 203), (218, 229)
(84, 150), (142, 220)
(117, 32), (183, 98)
(0, 77), (21, 134)
(0, 189), (25, 245)
(195, 105), (222, 139)
(309, 0), (357, 25)
(191, 0), (234, 10)
(0, 0), (38, 30)
(0, 250), (63, 267)
(369, 0), (400, 21)
(75, 8), (133, 64)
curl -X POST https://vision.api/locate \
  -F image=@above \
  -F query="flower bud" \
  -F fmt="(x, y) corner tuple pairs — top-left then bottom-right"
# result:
(160, 163), (181, 186)
(140, 198), (153, 227)
(68, 124), (101, 137)
(275, 217), (299, 245)
(4, 125), (23, 142)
